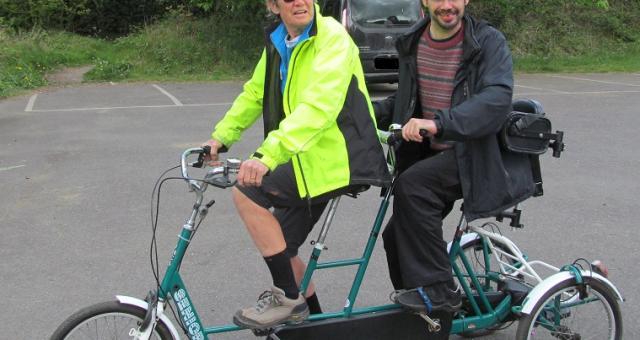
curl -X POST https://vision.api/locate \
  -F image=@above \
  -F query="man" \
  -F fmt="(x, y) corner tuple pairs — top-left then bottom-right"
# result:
(203, 0), (390, 330)
(374, 0), (534, 312)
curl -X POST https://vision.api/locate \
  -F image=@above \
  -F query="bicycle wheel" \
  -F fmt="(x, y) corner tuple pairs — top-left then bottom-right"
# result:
(51, 300), (174, 340)
(515, 277), (622, 340)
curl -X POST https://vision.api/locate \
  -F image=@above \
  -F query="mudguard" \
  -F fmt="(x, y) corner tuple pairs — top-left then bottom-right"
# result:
(519, 271), (624, 315)
(116, 295), (182, 340)
(448, 232), (480, 253)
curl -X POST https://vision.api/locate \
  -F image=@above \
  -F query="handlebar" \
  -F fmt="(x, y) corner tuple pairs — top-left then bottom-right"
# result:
(378, 124), (429, 146)
(377, 125), (429, 177)
(180, 147), (240, 192)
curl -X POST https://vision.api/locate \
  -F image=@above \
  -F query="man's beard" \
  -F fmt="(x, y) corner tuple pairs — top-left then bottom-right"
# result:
(433, 8), (462, 31)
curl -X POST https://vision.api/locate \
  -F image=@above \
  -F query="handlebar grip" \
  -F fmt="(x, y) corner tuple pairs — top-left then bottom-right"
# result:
(193, 146), (211, 168)
(386, 130), (403, 146)
(386, 129), (430, 146)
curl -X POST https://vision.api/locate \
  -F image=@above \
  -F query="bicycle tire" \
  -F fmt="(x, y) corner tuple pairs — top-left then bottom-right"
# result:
(515, 276), (622, 340)
(50, 300), (174, 340)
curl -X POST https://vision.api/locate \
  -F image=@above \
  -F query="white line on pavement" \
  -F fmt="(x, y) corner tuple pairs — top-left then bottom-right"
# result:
(515, 84), (569, 94)
(550, 75), (640, 87)
(152, 84), (183, 106)
(29, 102), (233, 113)
(516, 90), (640, 96)
(0, 165), (25, 172)
(25, 94), (38, 112)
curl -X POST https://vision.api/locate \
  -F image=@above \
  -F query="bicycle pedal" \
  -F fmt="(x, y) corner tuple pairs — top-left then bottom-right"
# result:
(417, 313), (441, 333)
(251, 322), (292, 337)
(251, 327), (274, 337)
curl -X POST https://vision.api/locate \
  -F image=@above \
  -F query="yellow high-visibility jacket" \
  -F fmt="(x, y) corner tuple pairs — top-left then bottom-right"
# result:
(212, 6), (390, 198)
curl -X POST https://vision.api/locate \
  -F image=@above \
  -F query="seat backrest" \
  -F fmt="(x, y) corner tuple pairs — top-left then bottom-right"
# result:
(512, 98), (544, 114)
(505, 98), (549, 197)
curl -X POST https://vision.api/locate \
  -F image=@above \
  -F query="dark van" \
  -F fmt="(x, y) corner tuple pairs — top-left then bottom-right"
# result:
(320, 0), (423, 83)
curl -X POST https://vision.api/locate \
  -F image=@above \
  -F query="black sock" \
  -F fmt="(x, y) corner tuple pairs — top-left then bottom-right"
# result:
(305, 293), (322, 314)
(264, 251), (299, 299)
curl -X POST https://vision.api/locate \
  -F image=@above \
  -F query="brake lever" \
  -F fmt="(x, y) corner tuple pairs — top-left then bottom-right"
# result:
(192, 145), (211, 168)
(204, 159), (241, 189)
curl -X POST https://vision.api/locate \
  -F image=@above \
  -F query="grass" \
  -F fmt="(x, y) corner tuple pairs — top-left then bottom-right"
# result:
(515, 42), (640, 73)
(1, 5), (640, 98)
(468, 0), (640, 73)
(84, 12), (263, 82)
(0, 29), (108, 97)
(0, 12), (263, 98)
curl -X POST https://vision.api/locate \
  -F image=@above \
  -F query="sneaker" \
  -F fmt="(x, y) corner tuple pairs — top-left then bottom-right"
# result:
(233, 286), (309, 329)
(394, 282), (462, 313)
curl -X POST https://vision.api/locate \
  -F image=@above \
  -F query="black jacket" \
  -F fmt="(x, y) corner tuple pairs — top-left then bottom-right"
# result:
(374, 15), (535, 220)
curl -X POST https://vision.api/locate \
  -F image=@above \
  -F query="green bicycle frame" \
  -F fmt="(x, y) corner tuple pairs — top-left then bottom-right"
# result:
(155, 149), (517, 338)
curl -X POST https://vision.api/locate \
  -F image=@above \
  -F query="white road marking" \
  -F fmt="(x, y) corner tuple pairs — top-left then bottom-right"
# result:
(25, 94), (38, 112)
(152, 84), (183, 106)
(515, 84), (569, 94)
(26, 87), (639, 113)
(29, 102), (233, 113)
(0, 165), (25, 172)
(550, 75), (640, 87)
(516, 90), (640, 96)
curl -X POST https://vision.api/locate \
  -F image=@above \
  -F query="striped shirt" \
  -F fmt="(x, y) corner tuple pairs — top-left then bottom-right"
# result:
(417, 24), (464, 149)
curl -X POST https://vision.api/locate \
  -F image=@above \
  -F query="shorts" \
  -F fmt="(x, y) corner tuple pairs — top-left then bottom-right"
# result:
(236, 161), (364, 257)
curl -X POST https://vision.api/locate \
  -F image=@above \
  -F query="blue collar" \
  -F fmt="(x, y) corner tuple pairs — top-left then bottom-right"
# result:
(270, 19), (314, 92)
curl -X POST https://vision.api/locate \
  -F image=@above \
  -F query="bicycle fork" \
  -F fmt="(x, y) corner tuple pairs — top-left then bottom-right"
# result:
(131, 291), (165, 340)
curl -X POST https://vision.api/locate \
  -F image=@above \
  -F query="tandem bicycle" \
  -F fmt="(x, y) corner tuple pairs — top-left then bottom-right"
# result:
(51, 100), (623, 340)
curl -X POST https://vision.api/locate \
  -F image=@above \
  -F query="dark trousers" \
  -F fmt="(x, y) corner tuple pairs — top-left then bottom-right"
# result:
(383, 149), (463, 290)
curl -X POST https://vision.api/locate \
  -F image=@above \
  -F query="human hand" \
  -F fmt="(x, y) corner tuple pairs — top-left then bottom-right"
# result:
(202, 139), (224, 166)
(401, 118), (437, 142)
(237, 159), (269, 187)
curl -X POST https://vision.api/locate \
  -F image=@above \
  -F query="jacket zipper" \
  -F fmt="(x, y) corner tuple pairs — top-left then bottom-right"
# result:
(285, 40), (313, 208)
(406, 59), (417, 121)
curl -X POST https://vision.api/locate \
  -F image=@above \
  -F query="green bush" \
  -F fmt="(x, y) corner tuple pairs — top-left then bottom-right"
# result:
(70, 0), (176, 38)
(0, 0), (180, 38)
(0, 0), (87, 32)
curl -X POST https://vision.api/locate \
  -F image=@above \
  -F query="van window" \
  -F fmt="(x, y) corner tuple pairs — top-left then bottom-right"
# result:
(321, 0), (342, 20)
(350, 0), (421, 27)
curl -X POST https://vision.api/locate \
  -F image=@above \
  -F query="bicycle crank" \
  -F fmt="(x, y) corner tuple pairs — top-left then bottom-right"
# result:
(417, 313), (441, 332)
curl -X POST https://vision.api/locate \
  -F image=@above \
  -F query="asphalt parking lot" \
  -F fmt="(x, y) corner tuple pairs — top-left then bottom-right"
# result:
(1, 73), (639, 339)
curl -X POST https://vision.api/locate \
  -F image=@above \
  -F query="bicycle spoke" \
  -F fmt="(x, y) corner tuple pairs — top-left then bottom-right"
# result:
(526, 285), (617, 339)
